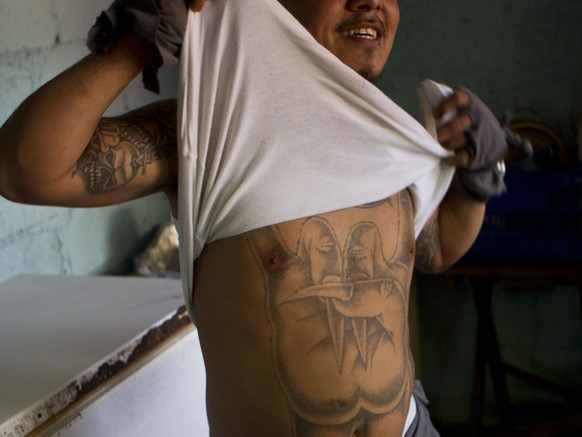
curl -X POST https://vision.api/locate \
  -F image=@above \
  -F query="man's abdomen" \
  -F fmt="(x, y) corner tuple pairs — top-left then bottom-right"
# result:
(194, 193), (416, 436)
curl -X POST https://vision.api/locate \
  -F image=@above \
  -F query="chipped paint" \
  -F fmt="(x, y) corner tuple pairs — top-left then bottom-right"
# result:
(0, 306), (191, 437)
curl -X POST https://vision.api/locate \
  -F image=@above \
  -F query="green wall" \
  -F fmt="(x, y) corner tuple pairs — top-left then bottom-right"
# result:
(379, 0), (582, 149)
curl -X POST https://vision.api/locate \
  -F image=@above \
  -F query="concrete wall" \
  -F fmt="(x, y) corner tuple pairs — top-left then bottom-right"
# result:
(0, 0), (178, 282)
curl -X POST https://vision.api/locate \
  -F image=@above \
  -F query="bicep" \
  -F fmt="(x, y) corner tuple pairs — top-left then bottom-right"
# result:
(32, 100), (178, 207)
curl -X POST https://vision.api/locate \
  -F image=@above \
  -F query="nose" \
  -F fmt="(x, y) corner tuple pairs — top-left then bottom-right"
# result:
(347, 0), (382, 11)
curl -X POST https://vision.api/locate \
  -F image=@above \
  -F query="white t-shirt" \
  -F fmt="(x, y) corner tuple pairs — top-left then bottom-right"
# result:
(176, 0), (454, 312)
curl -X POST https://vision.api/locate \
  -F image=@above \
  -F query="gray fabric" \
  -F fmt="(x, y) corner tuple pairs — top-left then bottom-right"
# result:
(87, 0), (190, 93)
(454, 88), (509, 201)
(404, 381), (440, 437)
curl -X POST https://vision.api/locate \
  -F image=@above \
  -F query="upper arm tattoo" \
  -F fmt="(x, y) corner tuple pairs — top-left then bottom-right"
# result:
(415, 214), (441, 272)
(73, 101), (177, 195)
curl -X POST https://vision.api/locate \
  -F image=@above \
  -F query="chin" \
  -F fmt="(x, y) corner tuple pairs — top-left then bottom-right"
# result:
(356, 62), (382, 83)
(358, 68), (378, 83)
(352, 53), (384, 83)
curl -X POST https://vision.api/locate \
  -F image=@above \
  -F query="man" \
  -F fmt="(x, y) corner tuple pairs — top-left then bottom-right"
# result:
(0, 0), (506, 435)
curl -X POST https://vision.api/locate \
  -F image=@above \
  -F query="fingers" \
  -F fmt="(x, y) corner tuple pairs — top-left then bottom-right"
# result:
(435, 89), (474, 168)
(436, 112), (472, 148)
(434, 89), (470, 120)
(445, 148), (471, 167)
(190, 0), (206, 12)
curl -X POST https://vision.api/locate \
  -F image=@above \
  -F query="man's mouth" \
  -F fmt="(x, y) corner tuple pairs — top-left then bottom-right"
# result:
(340, 27), (378, 40)
(337, 14), (386, 41)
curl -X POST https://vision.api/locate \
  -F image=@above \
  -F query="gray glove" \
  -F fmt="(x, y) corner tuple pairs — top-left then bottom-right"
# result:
(87, 0), (190, 93)
(455, 89), (530, 201)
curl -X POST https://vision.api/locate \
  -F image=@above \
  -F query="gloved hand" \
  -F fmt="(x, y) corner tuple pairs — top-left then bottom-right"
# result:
(453, 88), (508, 201)
(433, 87), (531, 201)
(87, 0), (191, 93)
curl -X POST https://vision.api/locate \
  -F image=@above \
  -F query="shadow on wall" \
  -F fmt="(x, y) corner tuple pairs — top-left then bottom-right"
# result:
(0, 193), (172, 283)
(86, 195), (173, 277)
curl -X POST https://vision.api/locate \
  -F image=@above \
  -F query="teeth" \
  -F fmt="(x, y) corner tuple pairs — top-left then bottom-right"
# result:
(341, 27), (378, 39)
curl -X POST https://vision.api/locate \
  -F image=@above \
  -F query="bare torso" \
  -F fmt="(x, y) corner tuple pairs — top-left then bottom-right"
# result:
(193, 191), (416, 437)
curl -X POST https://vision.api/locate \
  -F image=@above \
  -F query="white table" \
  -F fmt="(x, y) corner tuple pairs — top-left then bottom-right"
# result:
(0, 275), (208, 436)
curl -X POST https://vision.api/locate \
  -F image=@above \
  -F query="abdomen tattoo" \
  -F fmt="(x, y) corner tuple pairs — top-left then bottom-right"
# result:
(247, 195), (415, 434)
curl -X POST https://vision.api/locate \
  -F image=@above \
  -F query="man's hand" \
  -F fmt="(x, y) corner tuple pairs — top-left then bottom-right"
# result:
(434, 89), (475, 168)
(434, 88), (508, 201)
(88, 0), (194, 93)
(416, 86), (502, 272)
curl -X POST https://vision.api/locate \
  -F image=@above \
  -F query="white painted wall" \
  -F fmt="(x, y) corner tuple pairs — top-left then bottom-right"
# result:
(0, 0), (178, 282)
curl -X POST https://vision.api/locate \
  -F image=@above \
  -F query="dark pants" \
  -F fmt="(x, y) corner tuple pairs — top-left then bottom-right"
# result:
(404, 381), (440, 437)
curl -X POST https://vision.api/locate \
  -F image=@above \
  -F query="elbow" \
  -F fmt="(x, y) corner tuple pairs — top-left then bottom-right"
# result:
(419, 259), (459, 275)
(0, 166), (56, 206)
(0, 145), (29, 203)
(0, 177), (38, 205)
(0, 144), (70, 205)
(414, 260), (452, 275)
(0, 164), (20, 203)
(414, 247), (465, 275)
(415, 265), (443, 275)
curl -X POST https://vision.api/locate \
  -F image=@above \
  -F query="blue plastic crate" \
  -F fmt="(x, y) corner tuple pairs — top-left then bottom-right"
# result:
(467, 167), (582, 260)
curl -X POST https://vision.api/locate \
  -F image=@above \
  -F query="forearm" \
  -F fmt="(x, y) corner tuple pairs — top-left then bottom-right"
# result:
(415, 84), (509, 273)
(438, 180), (486, 263)
(0, 32), (153, 201)
(415, 181), (485, 273)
